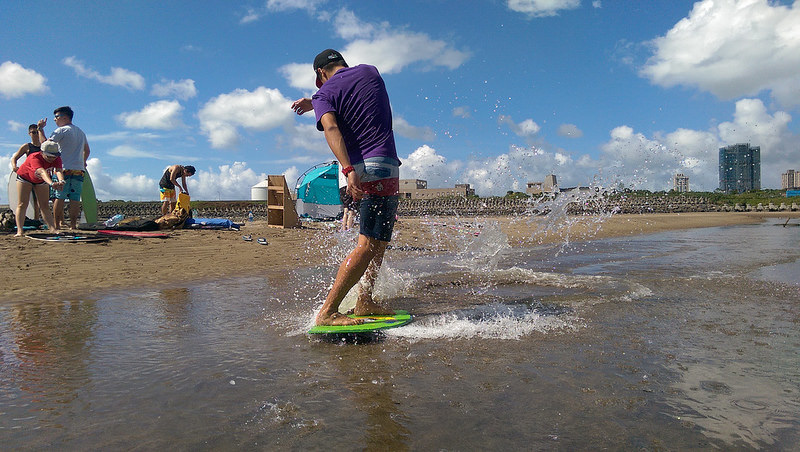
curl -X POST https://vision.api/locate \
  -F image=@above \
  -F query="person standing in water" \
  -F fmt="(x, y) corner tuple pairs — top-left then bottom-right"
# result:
(37, 106), (90, 230)
(291, 49), (401, 326)
(159, 164), (195, 215)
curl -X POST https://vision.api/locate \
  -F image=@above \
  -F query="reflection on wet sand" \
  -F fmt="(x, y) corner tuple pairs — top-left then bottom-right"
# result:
(6, 300), (97, 433)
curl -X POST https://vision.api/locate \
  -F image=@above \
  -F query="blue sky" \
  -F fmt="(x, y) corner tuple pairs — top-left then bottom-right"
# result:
(1, 0), (799, 203)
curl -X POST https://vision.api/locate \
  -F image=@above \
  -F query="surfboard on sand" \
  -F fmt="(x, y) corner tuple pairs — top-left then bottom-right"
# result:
(308, 310), (412, 334)
(98, 229), (169, 238)
(80, 171), (97, 223)
(27, 233), (108, 243)
(7, 171), (36, 219)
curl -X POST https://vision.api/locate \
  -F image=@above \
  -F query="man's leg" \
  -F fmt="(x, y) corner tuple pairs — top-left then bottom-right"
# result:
(315, 234), (385, 326)
(352, 245), (395, 316)
(53, 198), (65, 230)
(68, 200), (81, 229)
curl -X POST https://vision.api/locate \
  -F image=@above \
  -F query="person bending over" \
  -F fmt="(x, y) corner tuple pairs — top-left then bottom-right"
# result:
(14, 141), (64, 237)
(159, 164), (195, 215)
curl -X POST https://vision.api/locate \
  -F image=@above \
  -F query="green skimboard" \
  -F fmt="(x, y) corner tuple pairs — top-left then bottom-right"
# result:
(308, 310), (412, 334)
(81, 170), (97, 223)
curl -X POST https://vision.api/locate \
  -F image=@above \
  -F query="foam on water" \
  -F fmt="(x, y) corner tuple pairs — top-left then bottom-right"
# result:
(297, 183), (636, 340)
(386, 302), (582, 341)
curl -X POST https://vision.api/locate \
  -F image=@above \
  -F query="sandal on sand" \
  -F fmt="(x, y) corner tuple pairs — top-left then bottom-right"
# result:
(242, 235), (252, 241)
(257, 237), (268, 245)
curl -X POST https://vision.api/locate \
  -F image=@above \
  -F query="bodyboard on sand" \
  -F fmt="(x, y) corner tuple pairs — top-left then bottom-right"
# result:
(8, 171), (36, 219)
(80, 171), (97, 223)
(308, 310), (412, 334)
(98, 229), (169, 238)
(27, 233), (108, 243)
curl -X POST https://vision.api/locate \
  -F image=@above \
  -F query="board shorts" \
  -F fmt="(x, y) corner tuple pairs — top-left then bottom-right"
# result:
(54, 171), (83, 201)
(359, 194), (399, 242)
(160, 188), (176, 202)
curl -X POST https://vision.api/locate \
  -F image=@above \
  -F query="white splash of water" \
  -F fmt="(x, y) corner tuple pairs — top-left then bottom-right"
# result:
(448, 220), (511, 272)
(388, 303), (582, 341)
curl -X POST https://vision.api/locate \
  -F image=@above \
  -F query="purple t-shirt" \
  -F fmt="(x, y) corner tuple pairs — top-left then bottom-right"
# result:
(312, 64), (398, 165)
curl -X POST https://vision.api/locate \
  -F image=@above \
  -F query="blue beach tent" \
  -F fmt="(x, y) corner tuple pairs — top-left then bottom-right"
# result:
(295, 161), (342, 219)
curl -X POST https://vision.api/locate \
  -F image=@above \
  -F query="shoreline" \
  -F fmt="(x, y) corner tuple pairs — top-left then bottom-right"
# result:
(1, 211), (797, 301)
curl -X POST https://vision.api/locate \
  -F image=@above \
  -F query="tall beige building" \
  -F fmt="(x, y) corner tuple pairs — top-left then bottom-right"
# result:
(673, 173), (689, 192)
(782, 169), (799, 189)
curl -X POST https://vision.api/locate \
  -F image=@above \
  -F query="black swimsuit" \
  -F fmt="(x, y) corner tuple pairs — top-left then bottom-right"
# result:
(159, 168), (176, 189)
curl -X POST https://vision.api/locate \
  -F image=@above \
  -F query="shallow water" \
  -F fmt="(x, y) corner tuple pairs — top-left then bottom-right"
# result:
(1, 218), (799, 450)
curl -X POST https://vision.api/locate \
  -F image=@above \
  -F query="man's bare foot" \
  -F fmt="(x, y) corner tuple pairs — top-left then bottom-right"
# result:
(351, 298), (395, 316)
(14, 233), (23, 238)
(315, 311), (364, 326)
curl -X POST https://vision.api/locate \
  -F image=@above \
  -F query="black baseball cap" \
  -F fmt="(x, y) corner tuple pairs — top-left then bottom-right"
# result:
(313, 49), (346, 88)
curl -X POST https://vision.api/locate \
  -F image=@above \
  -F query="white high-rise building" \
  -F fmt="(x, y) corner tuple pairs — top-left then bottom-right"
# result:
(673, 173), (689, 193)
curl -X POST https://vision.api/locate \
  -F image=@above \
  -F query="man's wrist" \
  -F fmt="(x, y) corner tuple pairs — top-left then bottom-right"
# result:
(342, 165), (355, 176)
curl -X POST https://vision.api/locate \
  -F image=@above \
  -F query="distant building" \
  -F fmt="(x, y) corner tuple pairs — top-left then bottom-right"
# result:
(526, 174), (558, 195)
(526, 181), (543, 195)
(782, 169), (800, 190)
(719, 143), (761, 193)
(673, 173), (689, 193)
(398, 179), (475, 199)
(544, 174), (558, 192)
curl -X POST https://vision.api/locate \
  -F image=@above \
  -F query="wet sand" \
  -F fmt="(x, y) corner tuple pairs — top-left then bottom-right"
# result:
(1, 211), (797, 301)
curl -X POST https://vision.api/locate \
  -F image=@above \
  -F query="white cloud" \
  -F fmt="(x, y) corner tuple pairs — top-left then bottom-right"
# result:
(399, 145), (462, 189)
(334, 8), (378, 39)
(343, 32), (470, 75)
(718, 98), (798, 186)
(240, 8), (261, 24)
(0, 61), (48, 99)
(107, 144), (192, 161)
(107, 145), (159, 159)
(281, 122), (328, 154)
(189, 162), (269, 200)
(198, 87), (294, 148)
(63, 56), (145, 90)
(393, 116), (435, 141)
(452, 106), (472, 118)
(283, 166), (301, 189)
(86, 158), (157, 202)
(599, 125), (684, 190)
(239, 0), (328, 23)
(557, 123), (583, 138)
(400, 142), (592, 196)
(279, 9), (469, 91)
(592, 1), (602, 8)
(89, 131), (163, 142)
(151, 79), (197, 100)
(641, 0), (800, 107)
(117, 100), (185, 130)
(591, 98), (798, 191)
(7, 120), (26, 132)
(280, 62), (314, 92)
(507, 0), (581, 18)
(499, 115), (540, 137)
(396, 97), (800, 195)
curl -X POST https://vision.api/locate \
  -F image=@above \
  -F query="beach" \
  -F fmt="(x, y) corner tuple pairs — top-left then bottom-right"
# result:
(1, 211), (796, 301)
